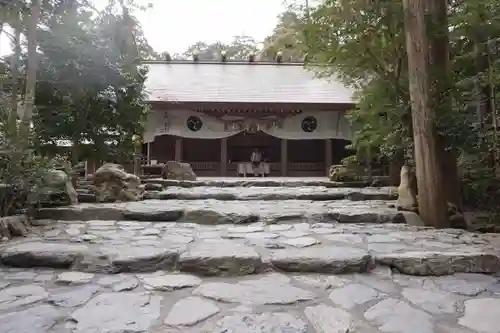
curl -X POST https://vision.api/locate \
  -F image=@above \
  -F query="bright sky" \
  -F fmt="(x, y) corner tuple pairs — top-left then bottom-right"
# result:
(0, 0), (287, 56)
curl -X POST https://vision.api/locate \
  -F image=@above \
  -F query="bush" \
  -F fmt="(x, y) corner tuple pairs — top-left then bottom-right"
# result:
(0, 111), (54, 217)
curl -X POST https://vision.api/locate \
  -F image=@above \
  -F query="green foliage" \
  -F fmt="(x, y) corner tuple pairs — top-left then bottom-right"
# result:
(260, 10), (306, 61)
(31, 1), (149, 163)
(0, 104), (54, 217)
(298, 0), (409, 162)
(183, 36), (260, 61)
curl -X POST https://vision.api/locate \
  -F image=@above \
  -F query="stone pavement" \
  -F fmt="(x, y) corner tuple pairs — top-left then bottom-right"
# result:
(1, 178), (500, 332)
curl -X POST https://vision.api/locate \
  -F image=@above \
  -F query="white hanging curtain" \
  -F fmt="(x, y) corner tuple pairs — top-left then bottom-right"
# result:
(143, 109), (353, 142)
(143, 109), (243, 142)
(261, 111), (353, 141)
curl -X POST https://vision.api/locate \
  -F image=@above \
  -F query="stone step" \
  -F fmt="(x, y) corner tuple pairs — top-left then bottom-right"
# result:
(0, 266), (498, 333)
(35, 199), (410, 224)
(143, 186), (397, 201)
(1, 222), (499, 277)
(141, 177), (382, 188)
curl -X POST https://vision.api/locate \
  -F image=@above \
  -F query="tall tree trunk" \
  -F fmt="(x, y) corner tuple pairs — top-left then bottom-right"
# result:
(486, 38), (499, 176)
(426, 0), (463, 212)
(21, 0), (41, 138)
(402, 0), (449, 228)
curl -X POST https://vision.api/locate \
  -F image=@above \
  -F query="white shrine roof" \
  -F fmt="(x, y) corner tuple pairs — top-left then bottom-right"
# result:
(143, 61), (355, 105)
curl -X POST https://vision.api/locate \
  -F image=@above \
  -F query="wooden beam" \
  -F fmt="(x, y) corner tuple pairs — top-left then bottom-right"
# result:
(325, 139), (332, 176)
(174, 137), (182, 161)
(281, 139), (288, 176)
(220, 138), (228, 176)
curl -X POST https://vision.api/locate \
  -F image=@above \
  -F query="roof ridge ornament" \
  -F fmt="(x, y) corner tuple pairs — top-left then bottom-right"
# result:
(276, 51), (283, 63)
(220, 50), (227, 62)
(248, 52), (255, 63)
(192, 50), (199, 62)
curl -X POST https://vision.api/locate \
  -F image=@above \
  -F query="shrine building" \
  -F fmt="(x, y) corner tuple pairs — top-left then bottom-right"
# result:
(142, 55), (355, 177)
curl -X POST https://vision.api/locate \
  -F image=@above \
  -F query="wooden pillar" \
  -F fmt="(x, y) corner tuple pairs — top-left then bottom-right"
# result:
(281, 139), (287, 176)
(220, 138), (227, 176)
(146, 142), (151, 164)
(174, 137), (182, 161)
(325, 138), (332, 176)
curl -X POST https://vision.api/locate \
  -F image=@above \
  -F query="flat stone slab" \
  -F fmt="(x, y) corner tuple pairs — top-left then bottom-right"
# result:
(155, 186), (397, 201)
(35, 198), (409, 224)
(0, 304), (64, 333)
(69, 292), (161, 332)
(1, 223), (499, 276)
(376, 249), (500, 275)
(459, 298), (500, 333)
(0, 242), (89, 268)
(212, 312), (310, 332)
(270, 246), (372, 274)
(179, 241), (262, 276)
(193, 274), (316, 304)
(165, 296), (220, 326)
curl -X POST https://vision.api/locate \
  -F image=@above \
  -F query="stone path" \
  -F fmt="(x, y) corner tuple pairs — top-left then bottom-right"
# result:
(36, 199), (412, 224)
(0, 264), (499, 332)
(145, 185), (397, 201)
(1, 177), (500, 332)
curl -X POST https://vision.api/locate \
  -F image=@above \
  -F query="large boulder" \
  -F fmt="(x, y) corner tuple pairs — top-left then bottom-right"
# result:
(162, 161), (197, 181)
(328, 164), (365, 182)
(31, 169), (78, 207)
(0, 183), (28, 215)
(396, 165), (418, 212)
(93, 163), (143, 202)
(0, 215), (30, 241)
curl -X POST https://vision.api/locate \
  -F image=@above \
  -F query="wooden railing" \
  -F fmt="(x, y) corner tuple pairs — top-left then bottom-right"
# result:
(190, 162), (220, 171)
(288, 162), (325, 171)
